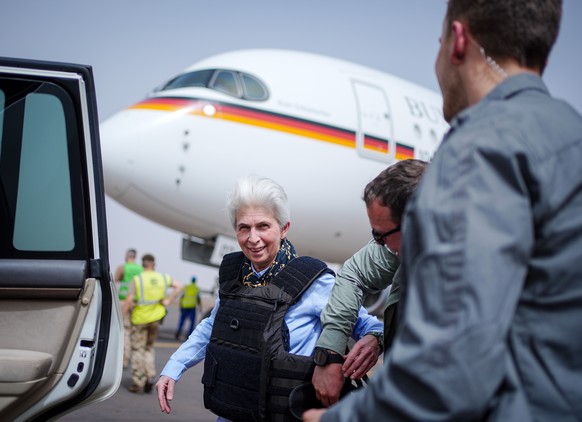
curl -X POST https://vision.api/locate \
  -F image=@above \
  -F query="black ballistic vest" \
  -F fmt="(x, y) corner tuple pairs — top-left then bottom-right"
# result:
(202, 252), (332, 421)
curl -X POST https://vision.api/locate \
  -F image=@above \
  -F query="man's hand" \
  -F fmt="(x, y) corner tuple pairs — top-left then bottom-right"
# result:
(121, 296), (133, 318)
(312, 362), (344, 407)
(303, 408), (326, 421)
(156, 375), (176, 414)
(342, 334), (381, 380)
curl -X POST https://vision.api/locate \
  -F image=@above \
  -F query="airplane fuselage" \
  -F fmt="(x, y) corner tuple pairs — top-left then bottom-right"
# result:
(101, 49), (448, 264)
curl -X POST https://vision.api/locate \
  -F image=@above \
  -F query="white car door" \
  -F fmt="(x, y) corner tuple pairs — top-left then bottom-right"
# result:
(0, 57), (122, 421)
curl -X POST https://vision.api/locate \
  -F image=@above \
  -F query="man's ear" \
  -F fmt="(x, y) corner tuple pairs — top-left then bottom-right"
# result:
(451, 21), (467, 63)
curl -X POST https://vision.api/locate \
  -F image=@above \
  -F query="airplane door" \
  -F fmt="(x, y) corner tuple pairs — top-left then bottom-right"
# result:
(352, 81), (395, 163)
(0, 58), (122, 421)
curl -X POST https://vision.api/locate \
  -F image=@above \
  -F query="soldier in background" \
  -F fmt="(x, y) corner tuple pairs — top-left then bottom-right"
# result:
(114, 248), (143, 368)
(123, 254), (182, 393)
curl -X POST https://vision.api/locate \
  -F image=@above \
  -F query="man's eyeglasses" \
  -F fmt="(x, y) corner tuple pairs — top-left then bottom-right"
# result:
(372, 225), (401, 246)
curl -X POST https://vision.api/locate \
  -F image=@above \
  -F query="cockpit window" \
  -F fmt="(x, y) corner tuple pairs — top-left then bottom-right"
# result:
(210, 70), (240, 97)
(241, 74), (268, 100)
(158, 69), (269, 101)
(162, 69), (213, 91)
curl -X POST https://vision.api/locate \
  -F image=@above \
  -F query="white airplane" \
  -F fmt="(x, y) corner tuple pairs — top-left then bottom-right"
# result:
(101, 49), (448, 272)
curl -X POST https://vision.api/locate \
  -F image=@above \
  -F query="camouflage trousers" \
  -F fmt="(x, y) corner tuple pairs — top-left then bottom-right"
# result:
(130, 321), (160, 388)
(123, 313), (132, 368)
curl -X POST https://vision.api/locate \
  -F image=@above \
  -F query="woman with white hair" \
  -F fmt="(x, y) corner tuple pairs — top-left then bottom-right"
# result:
(156, 175), (382, 421)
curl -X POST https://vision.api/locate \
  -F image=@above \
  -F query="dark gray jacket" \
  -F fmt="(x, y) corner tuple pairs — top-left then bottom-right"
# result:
(323, 74), (582, 421)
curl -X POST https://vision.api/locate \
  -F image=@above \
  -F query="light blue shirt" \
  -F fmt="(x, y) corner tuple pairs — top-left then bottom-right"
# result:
(160, 268), (382, 381)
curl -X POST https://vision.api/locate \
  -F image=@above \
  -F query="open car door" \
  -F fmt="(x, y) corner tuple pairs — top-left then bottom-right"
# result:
(0, 57), (122, 421)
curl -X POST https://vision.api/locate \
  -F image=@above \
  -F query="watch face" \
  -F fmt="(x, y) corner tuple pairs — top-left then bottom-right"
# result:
(313, 348), (328, 366)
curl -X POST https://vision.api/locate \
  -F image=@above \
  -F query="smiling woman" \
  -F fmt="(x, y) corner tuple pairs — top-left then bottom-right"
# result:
(235, 205), (291, 276)
(231, 176), (291, 274)
(155, 175), (384, 421)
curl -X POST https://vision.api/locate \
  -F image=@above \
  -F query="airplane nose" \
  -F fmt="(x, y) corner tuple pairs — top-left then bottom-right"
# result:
(100, 110), (144, 200)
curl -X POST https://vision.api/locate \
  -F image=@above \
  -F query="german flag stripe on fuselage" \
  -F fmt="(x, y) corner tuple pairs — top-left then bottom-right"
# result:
(129, 97), (415, 159)
(395, 143), (414, 160)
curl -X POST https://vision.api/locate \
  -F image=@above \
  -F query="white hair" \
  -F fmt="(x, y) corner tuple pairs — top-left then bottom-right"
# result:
(226, 175), (290, 229)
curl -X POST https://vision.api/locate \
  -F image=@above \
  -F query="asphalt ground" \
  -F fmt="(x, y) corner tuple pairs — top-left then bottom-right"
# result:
(59, 303), (217, 421)
(59, 299), (383, 421)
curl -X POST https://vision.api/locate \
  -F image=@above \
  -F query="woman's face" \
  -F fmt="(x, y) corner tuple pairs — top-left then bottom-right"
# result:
(235, 206), (290, 272)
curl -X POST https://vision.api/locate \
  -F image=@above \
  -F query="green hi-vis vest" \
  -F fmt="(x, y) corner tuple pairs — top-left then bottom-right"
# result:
(118, 262), (143, 300)
(131, 271), (170, 325)
(180, 283), (200, 309)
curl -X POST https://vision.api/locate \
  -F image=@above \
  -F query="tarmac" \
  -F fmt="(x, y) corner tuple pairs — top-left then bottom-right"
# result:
(59, 302), (217, 421)
(59, 297), (383, 421)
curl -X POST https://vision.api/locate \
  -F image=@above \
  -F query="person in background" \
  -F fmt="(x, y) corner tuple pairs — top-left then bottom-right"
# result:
(175, 276), (201, 340)
(156, 175), (383, 421)
(123, 254), (182, 394)
(114, 248), (144, 368)
(305, 0), (582, 420)
(312, 159), (427, 407)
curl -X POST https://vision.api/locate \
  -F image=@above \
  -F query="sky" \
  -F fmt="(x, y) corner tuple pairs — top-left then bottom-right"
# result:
(2, 0), (581, 290)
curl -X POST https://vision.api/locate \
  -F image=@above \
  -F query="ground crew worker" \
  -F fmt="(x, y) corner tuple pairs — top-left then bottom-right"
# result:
(122, 254), (182, 394)
(175, 276), (200, 340)
(114, 248), (144, 368)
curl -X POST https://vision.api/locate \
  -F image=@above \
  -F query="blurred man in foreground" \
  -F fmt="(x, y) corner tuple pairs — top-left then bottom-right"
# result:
(305, 0), (582, 420)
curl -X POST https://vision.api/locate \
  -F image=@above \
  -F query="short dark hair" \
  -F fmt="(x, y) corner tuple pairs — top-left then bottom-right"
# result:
(446, 0), (562, 73)
(142, 254), (155, 264)
(363, 159), (428, 225)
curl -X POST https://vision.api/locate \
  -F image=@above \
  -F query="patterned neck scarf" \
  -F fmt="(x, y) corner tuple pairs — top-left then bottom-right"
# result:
(240, 238), (297, 287)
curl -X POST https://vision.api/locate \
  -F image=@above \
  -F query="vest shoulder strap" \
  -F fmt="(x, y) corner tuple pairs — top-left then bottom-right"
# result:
(271, 256), (332, 303)
(217, 252), (332, 303)
(218, 251), (245, 290)
(136, 274), (144, 304)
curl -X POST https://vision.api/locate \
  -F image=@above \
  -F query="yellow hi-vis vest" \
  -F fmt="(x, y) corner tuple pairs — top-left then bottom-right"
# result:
(131, 271), (170, 325)
(180, 283), (200, 309)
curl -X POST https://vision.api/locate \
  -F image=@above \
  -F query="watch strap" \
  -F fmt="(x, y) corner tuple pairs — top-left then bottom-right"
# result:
(314, 347), (344, 366)
(326, 352), (344, 364)
(366, 331), (384, 354)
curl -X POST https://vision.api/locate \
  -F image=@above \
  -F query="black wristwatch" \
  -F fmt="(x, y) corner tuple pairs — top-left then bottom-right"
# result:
(313, 347), (344, 366)
(366, 331), (384, 354)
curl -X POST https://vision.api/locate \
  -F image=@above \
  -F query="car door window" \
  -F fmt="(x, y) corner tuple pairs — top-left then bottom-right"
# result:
(0, 90), (4, 156)
(0, 59), (121, 422)
(0, 78), (87, 259)
(15, 91), (74, 251)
